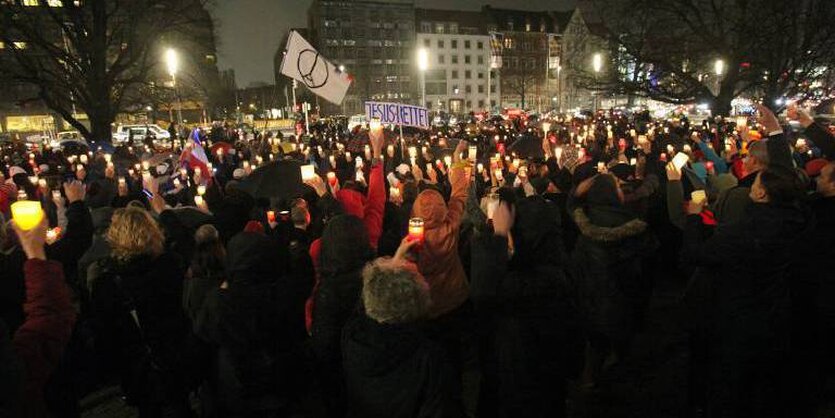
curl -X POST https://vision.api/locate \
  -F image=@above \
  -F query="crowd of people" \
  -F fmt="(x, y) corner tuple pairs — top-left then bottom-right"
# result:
(0, 101), (833, 417)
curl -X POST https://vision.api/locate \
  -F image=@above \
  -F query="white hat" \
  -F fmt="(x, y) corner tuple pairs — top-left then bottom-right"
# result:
(233, 168), (246, 180)
(395, 164), (411, 176)
(8, 166), (26, 178)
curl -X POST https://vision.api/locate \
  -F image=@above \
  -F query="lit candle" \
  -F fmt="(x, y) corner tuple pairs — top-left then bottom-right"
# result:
(469, 145), (477, 162)
(409, 147), (417, 158)
(197, 185), (206, 196)
(369, 117), (382, 131)
(173, 178), (180, 187)
(242, 161), (250, 170)
(300, 164), (316, 181)
(80, 154), (88, 164)
(327, 171), (337, 185)
(28, 176), (38, 185)
(390, 186), (401, 199)
(444, 156), (452, 167)
(194, 195), (204, 206)
(256, 156), (263, 164)
(142, 161), (150, 171)
(329, 155), (336, 167)
(408, 217), (425, 243)
(630, 157), (637, 166)
(494, 169), (504, 182)
(10, 201), (44, 231)
(735, 116), (747, 128)
(477, 163), (484, 173)
(267, 210), (276, 223)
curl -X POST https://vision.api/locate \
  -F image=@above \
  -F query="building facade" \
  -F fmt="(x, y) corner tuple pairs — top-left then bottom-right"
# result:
(482, 6), (573, 113)
(559, 4), (610, 111)
(307, 0), (417, 116)
(415, 9), (498, 113)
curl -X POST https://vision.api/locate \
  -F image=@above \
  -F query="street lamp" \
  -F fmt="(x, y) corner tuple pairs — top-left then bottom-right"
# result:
(714, 59), (725, 76)
(165, 48), (183, 148)
(418, 48), (429, 108)
(592, 53), (603, 111)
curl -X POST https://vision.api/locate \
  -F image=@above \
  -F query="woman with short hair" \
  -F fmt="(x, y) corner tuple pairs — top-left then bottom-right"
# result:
(89, 206), (194, 417)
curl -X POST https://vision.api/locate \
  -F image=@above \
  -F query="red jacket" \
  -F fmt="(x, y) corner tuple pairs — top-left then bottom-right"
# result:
(13, 259), (76, 417)
(304, 162), (385, 332)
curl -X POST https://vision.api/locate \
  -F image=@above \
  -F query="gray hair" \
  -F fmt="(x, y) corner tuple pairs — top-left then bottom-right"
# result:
(362, 258), (431, 324)
(194, 224), (219, 245)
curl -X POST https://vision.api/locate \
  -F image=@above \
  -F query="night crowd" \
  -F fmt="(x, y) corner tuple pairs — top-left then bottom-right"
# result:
(0, 102), (833, 418)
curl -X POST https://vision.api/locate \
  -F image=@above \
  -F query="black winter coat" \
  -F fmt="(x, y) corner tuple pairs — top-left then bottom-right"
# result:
(342, 314), (458, 418)
(682, 202), (810, 418)
(194, 232), (305, 417)
(89, 252), (194, 406)
(571, 205), (657, 345)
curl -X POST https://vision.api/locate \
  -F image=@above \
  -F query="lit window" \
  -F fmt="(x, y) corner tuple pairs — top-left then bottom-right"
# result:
(0, 42), (4, 49)
(47, 0), (63, 6)
(13, 42), (27, 49)
(23, 0), (39, 6)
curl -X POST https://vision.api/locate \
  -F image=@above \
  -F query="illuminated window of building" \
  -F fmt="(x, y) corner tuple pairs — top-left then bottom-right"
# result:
(23, 0), (39, 6)
(48, 0), (63, 6)
(13, 42), (27, 49)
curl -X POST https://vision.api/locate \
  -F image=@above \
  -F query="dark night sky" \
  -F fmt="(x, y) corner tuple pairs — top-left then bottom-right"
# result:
(213, 0), (576, 87)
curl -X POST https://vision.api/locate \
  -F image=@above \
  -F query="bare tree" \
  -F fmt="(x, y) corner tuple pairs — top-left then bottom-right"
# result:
(580, 0), (835, 114)
(503, 62), (540, 110)
(0, 0), (216, 142)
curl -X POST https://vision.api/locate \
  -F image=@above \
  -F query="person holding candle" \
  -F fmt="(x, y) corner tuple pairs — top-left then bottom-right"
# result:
(471, 196), (582, 418)
(1, 215), (76, 417)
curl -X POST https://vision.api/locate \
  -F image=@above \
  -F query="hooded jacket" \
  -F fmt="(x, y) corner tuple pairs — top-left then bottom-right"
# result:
(571, 204), (657, 344)
(471, 197), (583, 418)
(412, 166), (469, 318)
(194, 232), (302, 417)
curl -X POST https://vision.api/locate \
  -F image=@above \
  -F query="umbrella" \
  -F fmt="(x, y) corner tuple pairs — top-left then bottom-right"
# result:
(238, 159), (312, 200)
(168, 206), (214, 230)
(507, 133), (545, 159)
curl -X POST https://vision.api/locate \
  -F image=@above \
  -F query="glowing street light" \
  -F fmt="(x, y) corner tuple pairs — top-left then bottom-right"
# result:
(714, 59), (725, 76)
(418, 48), (429, 108)
(165, 48), (183, 147)
(165, 48), (179, 80)
(592, 53), (603, 74)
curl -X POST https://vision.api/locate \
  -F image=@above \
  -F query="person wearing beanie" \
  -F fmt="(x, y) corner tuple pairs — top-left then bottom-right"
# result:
(342, 247), (457, 418)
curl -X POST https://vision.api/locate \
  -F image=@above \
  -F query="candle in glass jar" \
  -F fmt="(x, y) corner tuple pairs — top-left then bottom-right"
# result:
(11, 201), (44, 231)
(408, 218), (425, 243)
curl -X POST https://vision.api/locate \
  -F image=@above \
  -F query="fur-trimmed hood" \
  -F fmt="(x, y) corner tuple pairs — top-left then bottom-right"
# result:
(572, 208), (647, 242)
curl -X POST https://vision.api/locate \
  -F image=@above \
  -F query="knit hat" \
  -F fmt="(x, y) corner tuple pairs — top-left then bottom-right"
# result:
(805, 158), (829, 178)
(243, 220), (265, 234)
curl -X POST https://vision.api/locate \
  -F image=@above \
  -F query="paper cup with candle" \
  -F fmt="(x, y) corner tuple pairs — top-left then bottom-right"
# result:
(11, 201), (44, 231)
(300, 164), (316, 182)
(197, 185), (206, 196)
(194, 195), (204, 206)
(691, 190), (707, 205)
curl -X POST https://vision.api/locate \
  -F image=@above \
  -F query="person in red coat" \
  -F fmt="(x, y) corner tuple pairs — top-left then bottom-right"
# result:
(2, 216), (76, 417)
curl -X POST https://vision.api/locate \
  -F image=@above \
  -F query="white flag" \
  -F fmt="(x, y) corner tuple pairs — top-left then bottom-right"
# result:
(279, 30), (352, 105)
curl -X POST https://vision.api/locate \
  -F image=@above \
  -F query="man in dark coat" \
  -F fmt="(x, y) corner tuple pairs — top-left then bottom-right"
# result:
(470, 196), (582, 418)
(194, 231), (304, 417)
(342, 252), (459, 418)
(683, 165), (810, 418)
